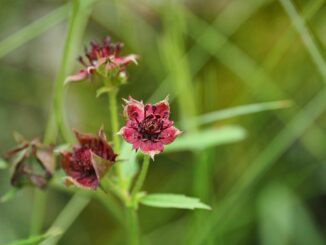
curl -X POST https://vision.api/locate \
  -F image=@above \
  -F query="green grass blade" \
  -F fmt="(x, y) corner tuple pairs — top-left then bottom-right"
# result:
(164, 126), (246, 153)
(193, 87), (326, 244)
(258, 183), (325, 245)
(0, 4), (70, 59)
(185, 7), (326, 159)
(279, 0), (326, 82)
(185, 100), (292, 127)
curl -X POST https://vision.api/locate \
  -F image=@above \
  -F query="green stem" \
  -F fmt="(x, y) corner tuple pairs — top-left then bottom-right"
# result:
(131, 155), (150, 197)
(107, 88), (124, 183)
(127, 207), (140, 245)
(30, 0), (95, 237)
(30, 190), (47, 235)
(108, 88), (120, 152)
(124, 155), (150, 245)
(97, 186), (126, 226)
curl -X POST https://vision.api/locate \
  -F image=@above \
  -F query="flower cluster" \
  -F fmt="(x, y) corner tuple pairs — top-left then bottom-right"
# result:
(119, 97), (182, 159)
(61, 128), (117, 190)
(4, 36), (182, 192)
(4, 137), (55, 189)
(65, 36), (138, 84)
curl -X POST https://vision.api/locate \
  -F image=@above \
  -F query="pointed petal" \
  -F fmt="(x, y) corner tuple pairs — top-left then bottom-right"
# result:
(73, 129), (96, 147)
(160, 127), (182, 144)
(114, 54), (139, 66)
(64, 176), (98, 190)
(123, 97), (144, 121)
(91, 152), (113, 181)
(64, 69), (89, 84)
(119, 126), (141, 144)
(153, 98), (170, 118)
(34, 147), (55, 174)
(60, 152), (74, 176)
(139, 141), (164, 160)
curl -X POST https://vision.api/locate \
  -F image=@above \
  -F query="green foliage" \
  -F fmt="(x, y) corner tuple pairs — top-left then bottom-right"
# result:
(0, 158), (8, 169)
(0, 0), (325, 244)
(140, 193), (211, 210)
(187, 100), (292, 127)
(7, 228), (61, 245)
(164, 126), (246, 152)
(0, 188), (18, 204)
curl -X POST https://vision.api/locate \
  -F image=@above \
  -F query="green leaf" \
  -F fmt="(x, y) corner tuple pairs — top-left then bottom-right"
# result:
(140, 193), (211, 210)
(0, 188), (18, 204)
(186, 100), (292, 127)
(0, 158), (8, 169)
(164, 125), (246, 152)
(7, 228), (62, 245)
(0, 4), (70, 59)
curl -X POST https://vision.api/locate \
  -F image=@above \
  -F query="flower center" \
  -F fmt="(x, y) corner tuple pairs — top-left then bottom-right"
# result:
(72, 148), (95, 178)
(138, 114), (164, 141)
(78, 37), (123, 67)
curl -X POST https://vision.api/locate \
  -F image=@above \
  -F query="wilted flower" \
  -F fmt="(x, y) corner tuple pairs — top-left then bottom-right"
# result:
(118, 97), (182, 159)
(61, 128), (117, 190)
(4, 137), (55, 189)
(65, 36), (138, 84)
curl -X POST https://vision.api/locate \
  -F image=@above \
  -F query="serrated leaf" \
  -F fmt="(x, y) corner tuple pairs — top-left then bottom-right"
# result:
(164, 125), (246, 152)
(0, 158), (8, 169)
(8, 227), (62, 245)
(0, 188), (18, 204)
(140, 193), (211, 210)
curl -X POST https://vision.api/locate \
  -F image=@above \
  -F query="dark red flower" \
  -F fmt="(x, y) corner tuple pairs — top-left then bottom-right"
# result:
(65, 36), (138, 83)
(61, 128), (117, 190)
(118, 97), (182, 159)
(4, 138), (55, 189)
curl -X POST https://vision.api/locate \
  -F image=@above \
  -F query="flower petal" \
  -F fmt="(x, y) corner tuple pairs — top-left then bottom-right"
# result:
(123, 97), (144, 121)
(113, 54), (139, 66)
(61, 152), (76, 177)
(73, 129), (97, 147)
(118, 126), (141, 144)
(160, 127), (182, 144)
(153, 98), (170, 118)
(64, 69), (89, 84)
(64, 176), (98, 190)
(91, 152), (114, 180)
(140, 141), (164, 160)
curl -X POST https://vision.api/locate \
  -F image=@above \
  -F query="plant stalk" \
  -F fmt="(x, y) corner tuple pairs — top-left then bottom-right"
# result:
(30, 0), (95, 237)
(127, 207), (140, 245)
(131, 155), (150, 197)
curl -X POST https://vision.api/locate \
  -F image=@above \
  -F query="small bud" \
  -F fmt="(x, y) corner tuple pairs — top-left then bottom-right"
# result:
(65, 36), (139, 85)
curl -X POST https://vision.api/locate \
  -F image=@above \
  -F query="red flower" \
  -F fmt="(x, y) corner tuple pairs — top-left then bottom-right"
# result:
(118, 97), (182, 159)
(65, 36), (138, 83)
(4, 138), (55, 189)
(61, 128), (117, 190)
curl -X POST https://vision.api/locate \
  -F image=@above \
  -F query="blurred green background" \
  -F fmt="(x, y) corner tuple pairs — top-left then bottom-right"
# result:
(0, 0), (325, 244)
